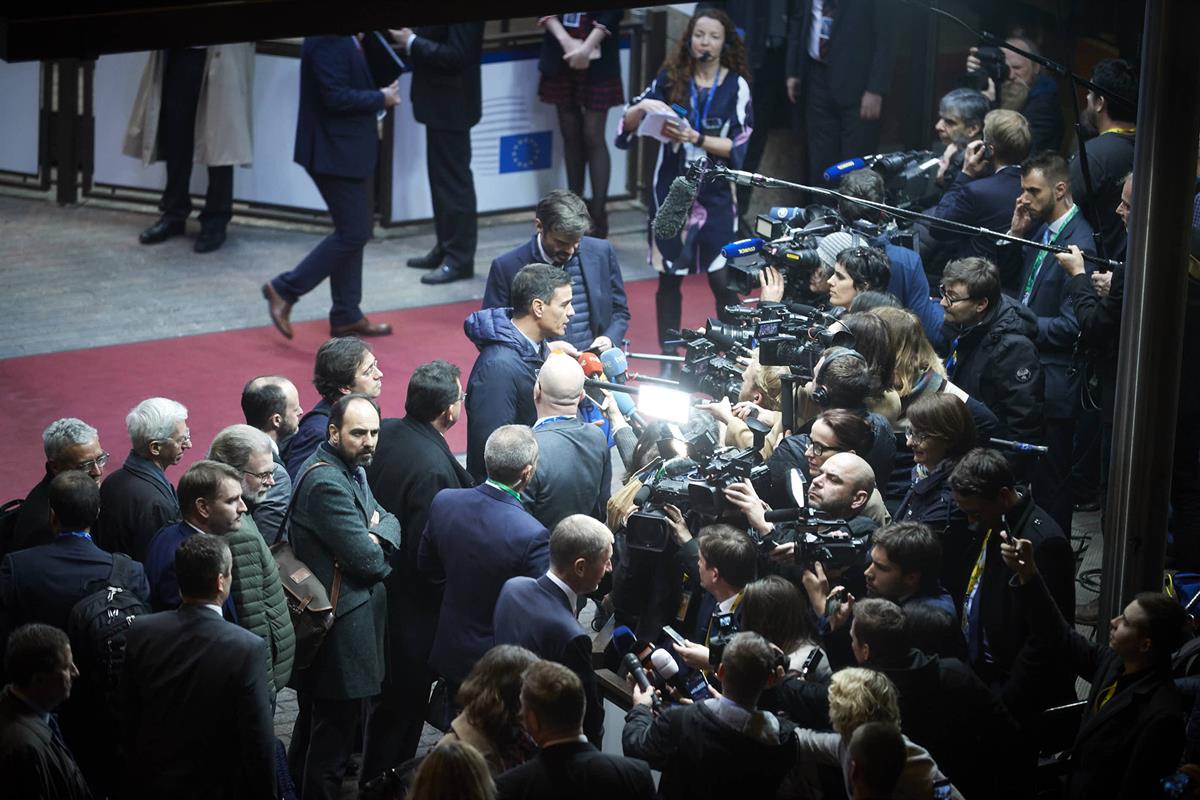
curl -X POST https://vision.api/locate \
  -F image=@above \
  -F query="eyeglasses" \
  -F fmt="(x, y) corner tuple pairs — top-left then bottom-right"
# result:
(802, 435), (845, 458)
(73, 452), (110, 472)
(243, 468), (275, 482)
(938, 283), (973, 305)
(904, 428), (937, 445)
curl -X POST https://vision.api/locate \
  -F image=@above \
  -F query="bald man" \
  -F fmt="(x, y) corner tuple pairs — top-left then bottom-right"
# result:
(809, 452), (877, 523)
(525, 354), (611, 528)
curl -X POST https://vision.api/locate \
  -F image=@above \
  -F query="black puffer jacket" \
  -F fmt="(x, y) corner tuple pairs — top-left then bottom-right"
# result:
(942, 295), (1044, 455)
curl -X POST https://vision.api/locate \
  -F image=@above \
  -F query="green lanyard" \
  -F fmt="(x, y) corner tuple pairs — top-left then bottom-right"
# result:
(485, 479), (523, 503)
(1021, 205), (1080, 303)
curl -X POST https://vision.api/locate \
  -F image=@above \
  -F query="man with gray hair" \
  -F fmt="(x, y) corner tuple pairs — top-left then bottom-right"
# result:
(525, 353), (610, 528)
(9, 417), (107, 553)
(419, 424), (549, 691)
(210, 420), (287, 545)
(206, 425), (295, 697)
(97, 397), (191, 560)
(494, 514), (613, 745)
(483, 188), (629, 352)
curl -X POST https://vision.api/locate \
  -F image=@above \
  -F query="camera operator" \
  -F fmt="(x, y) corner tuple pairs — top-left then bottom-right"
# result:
(1001, 534), (1188, 800)
(939, 256), (1045, 471)
(924, 109), (1032, 267)
(835, 170), (945, 346)
(966, 36), (1063, 155)
(848, 598), (1022, 800)
(933, 88), (990, 189)
(622, 631), (799, 800)
(947, 448), (1075, 719)
(770, 348), (896, 499)
(669, 523), (757, 673)
(698, 350), (788, 458)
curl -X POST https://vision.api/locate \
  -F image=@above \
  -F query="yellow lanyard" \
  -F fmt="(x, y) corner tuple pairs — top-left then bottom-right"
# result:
(1101, 127), (1136, 136)
(960, 528), (992, 634)
(1094, 679), (1119, 712)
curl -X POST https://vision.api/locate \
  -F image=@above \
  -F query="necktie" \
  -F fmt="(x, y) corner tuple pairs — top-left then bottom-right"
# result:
(818, 0), (838, 62)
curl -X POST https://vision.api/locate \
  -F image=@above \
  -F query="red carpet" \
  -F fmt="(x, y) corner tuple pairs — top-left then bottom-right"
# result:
(0, 274), (720, 499)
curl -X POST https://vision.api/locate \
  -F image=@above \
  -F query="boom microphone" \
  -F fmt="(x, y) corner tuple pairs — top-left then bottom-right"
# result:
(652, 173), (700, 240)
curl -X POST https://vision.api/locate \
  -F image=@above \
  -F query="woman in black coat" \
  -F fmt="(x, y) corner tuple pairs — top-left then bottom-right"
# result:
(894, 393), (976, 605)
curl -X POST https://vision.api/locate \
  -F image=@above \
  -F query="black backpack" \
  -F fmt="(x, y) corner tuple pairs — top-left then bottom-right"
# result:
(66, 554), (151, 714)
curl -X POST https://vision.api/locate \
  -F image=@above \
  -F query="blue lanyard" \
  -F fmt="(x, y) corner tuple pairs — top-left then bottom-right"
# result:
(533, 415), (575, 431)
(689, 72), (719, 132)
(58, 531), (92, 541)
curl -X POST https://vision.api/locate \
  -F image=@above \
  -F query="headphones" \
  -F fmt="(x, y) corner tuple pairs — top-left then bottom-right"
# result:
(811, 347), (869, 407)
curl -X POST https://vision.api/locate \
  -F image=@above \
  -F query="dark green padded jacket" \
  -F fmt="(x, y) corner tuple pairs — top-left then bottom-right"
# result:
(227, 514), (295, 694)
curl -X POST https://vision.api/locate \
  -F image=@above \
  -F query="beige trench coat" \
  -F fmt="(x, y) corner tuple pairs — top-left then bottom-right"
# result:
(122, 44), (255, 167)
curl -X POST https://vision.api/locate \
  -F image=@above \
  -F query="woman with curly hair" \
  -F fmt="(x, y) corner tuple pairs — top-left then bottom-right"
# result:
(436, 645), (539, 775)
(616, 8), (753, 356)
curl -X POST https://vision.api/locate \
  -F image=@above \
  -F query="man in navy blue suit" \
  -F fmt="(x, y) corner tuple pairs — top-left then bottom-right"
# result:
(926, 109), (1032, 267)
(0, 471), (150, 796)
(997, 152), (1096, 537)
(483, 190), (630, 353)
(418, 424), (550, 691)
(494, 514), (613, 745)
(262, 35), (400, 340)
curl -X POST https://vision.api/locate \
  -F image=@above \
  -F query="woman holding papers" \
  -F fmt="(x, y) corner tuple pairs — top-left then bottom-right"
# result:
(617, 9), (754, 358)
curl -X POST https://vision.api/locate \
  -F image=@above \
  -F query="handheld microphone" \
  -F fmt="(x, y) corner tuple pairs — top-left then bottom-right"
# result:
(623, 652), (654, 694)
(649, 648), (692, 693)
(652, 173), (700, 240)
(612, 625), (638, 655)
(721, 238), (764, 259)
(578, 351), (605, 379)
(822, 157), (869, 183)
(766, 206), (808, 224)
(600, 348), (629, 384)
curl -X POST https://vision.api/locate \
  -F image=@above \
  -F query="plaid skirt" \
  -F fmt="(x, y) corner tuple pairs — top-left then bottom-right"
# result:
(539, 70), (624, 110)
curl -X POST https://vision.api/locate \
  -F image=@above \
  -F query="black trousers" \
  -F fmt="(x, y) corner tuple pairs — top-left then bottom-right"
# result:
(159, 48), (233, 229)
(737, 44), (789, 219)
(289, 691), (363, 800)
(1034, 417), (1076, 537)
(426, 126), (477, 271)
(272, 171), (371, 327)
(803, 59), (880, 185)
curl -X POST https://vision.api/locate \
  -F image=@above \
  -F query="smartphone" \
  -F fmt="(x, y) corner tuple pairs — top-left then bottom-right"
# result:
(661, 625), (687, 647)
(685, 671), (712, 702)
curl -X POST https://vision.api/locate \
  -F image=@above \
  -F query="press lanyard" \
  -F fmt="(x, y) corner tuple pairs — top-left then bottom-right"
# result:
(689, 71), (720, 132)
(1021, 205), (1079, 303)
(58, 531), (92, 541)
(533, 415), (575, 431)
(1102, 127), (1136, 136)
(960, 527), (992, 636)
(485, 479), (524, 503)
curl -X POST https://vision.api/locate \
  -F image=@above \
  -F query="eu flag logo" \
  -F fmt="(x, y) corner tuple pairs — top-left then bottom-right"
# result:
(498, 131), (553, 173)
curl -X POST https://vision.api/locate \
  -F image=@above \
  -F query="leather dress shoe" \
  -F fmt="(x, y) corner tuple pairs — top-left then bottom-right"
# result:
(406, 249), (443, 270)
(331, 317), (393, 337)
(139, 219), (185, 245)
(421, 264), (473, 285)
(194, 228), (226, 254)
(261, 282), (294, 339)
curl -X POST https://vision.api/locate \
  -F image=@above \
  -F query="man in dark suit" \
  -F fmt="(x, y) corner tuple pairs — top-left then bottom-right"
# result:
(997, 151), (1097, 536)
(784, 0), (896, 182)
(419, 424), (550, 691)
(281, 337), (383, 480)
(0, 624), (91, 800)
(121, 533), (274, 799)
(361, 360), (473, 781)
(526, 354), (609, 528)
(262, 35), (400, 340)
(926, 109), (1032, 267)
(1002, 534), (1187, 800)
(483, 190), (629, 352)
(0, 471), (150, 796)
(241, 375), (304, 545)
(8, 417), (107, 555)
(948, 448), (1075, 720)
(496, 660), (654, 800)
(142, 460), (244, 618)
(96, 397), (190, 561)
(287, 393), (401, 800)
(494, 515), (613, 745)
(389, 23), (485, 285)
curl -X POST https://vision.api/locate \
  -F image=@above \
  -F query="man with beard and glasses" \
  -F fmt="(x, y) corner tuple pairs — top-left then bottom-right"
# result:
(482, 189), (629, 353)
(241, 375), (304, 544)
(287, 393), (400, 800)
